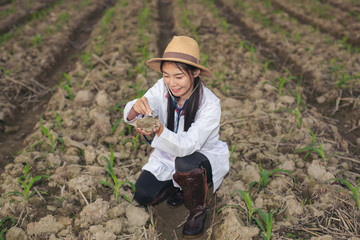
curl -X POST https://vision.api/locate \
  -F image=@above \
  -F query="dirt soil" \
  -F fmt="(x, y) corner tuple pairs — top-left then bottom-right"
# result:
(0, 0), (360, 239)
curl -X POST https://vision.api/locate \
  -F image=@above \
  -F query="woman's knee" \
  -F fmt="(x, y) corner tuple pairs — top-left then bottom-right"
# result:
(134, 182), (155, 206)
(175, 156), (196, 172)
(175, 152), (213, 183)
(133, 170), (172, 206)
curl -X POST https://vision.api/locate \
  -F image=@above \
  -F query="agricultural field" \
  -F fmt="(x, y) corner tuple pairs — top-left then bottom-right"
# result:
(0, 0), (359, 239)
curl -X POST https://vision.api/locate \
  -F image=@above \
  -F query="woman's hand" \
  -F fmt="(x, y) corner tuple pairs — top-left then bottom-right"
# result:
(127, 97), (152, 121)
(135, 119), (164, 136)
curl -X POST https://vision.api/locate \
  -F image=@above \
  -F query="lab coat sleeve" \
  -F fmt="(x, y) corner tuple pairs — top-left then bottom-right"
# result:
(151, 98), (221, 157)
(123, 79), (164, 124)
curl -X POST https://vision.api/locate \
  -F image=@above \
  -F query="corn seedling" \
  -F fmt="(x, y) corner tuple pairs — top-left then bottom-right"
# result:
(244, 43), (256, 61)
(230, 143), (238, 163)
(128, 81), (146, 99)
(293, 87), (305, 128)
(63, 84), (74, 100)
(274, 75), (296, 96)
(254, 208), (277, 240)
(121, 133), (141, 152)
(0, 66), (11, 76)
(111, 119), (121, 135)
(79, 0), (91, 8)
(108, 101), (127, 112)
(120, 0), (128, 6)
(32, 34), (43, 48)
(220, 17), (229, 33)
(200, 53), (209, 68)
(40, 115), (65, 153)
(262, 60), (273, 73)
(216, 189), (256, 224)
(0, 216), (15, 239)
(181, 10), (191, 29)
(55, 112), (62, 129)
(294, 129), (326, 163)
(139, 4), (150, 27)
(102, 8), (115, 31)
(100, 147), (135, 203)
(56, 12), (69, 31)
(3, 163), (48, 202)
(61, 73), (74, 100)
(79, 51), (93, 70)
(235, 189), (256, 223)
(250, 162), (295, 196)
(329, 178), (359, 210)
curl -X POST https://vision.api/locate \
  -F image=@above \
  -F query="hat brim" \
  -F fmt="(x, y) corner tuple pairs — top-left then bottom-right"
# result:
(146, 57), (212, 77)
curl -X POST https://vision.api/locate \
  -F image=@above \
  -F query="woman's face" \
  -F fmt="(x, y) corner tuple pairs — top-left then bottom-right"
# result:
(162, 62), (199, 101)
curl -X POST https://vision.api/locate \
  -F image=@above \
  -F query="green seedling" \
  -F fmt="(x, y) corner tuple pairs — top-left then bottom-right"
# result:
(254, 208), (277, 240)
(200, 53), (209, 68)
(230, 143), (238, 163)
(0, 216), (15, 239)
(79, 52), (93, 70)
(120, 0), (128, 6)
(63, 84), (74, 100)
(138, 3), (150, 27)
(294, 87), (305, 128)
(79, 0), (91, 8)
(0, 66), (11, 76)
(236, 189), (256, 223)
(121, 133), (141, 152)
(262, 60), (273, 73)
(100, 147), (135, 203)
(244, 43), (256, 61)
(61, 73), (74, 100)
(328, 178), (359, 210)
(56, 12), (69, 31)
(40, 115), (65, 153)
(292, 32), (301, 45)
(216, 186), (256, 223)
(128, 81), (146, 99)
(274, 75), (296, 96)
(55, 112), (62, 129)
(3, 163), (48, 202)
(108, 101), (127, 112)
(220, 17), (229, 33)
(32, 34), (43, 48)
(294, 129), (326, 163)
(111, 119), (121, 135)
(102, 8), (115, 30)
(250, 162), (295, 197)
(337, 71), (356, 89)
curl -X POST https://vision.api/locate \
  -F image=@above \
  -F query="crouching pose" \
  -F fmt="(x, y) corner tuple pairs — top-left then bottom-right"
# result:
(124, 36), (229, 238)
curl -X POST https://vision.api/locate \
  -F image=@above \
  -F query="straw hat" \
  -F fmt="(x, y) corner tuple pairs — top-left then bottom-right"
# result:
(146, 36), (211, 77)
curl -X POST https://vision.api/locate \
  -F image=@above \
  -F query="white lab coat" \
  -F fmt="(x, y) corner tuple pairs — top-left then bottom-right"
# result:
(124, 78), (229, 192)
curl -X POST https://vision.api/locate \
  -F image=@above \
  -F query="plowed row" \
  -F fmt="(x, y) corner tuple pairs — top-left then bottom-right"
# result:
(0, 0), (359, 239)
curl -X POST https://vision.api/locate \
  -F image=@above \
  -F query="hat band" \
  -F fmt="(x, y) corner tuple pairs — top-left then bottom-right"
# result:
(163, 52), (200, 65)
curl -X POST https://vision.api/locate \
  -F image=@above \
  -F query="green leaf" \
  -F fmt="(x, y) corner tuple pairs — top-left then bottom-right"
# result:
(111, 119), (121, 135)
(56, 138), (65, 151)
(253, 216), (265, 232)
(216, 204), (246, 215)
(238, 190), (251, 210)
(249, 181), (257, 202)
(99, 180), (115, 191)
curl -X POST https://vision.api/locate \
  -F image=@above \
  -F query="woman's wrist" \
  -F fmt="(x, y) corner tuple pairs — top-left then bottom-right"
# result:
(126, 107), (140, 121)
(156, 124), (164, 136)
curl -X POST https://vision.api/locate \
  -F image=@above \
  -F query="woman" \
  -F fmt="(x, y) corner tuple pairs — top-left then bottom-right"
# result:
(124, 36), (229, 238)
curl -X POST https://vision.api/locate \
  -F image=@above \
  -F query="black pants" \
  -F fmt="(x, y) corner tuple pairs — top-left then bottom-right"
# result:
(134, 152), (213, 206)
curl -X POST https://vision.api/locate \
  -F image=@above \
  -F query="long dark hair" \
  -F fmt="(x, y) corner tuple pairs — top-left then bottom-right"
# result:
(160, 61), (203, 132)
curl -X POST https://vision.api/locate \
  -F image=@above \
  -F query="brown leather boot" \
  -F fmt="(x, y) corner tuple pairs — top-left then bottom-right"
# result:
(167, 188), (184, 207)
(173, 168), (208, 238)
(150, 186), (175, 206)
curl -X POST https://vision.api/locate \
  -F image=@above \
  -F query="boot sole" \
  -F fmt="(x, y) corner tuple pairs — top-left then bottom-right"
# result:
(182, 232), (204, 239)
